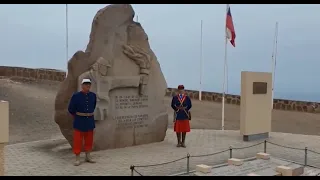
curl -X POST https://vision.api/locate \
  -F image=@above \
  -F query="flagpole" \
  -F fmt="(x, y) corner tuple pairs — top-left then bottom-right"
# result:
(226, 60), (228, 94)
(222, 38), (227, 131)
(271, 22), (279, 109)
(65, 4), (69, 77)
(222, 4), (229, 131)
(199, 20), (203, 101)
(136, 15), (139, 22)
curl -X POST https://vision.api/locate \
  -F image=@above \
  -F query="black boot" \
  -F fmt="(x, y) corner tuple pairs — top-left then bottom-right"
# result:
(181, 133), (186, 148)
(176, 133), (181, 147)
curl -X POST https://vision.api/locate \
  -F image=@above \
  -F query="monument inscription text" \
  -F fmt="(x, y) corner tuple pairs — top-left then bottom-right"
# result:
(114, 114), (149, 129)
(114, 95), (149, 129)
(115, 95), (148, 109)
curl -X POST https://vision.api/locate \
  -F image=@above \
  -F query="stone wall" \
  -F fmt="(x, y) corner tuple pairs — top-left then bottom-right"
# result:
(0, 66), (319, 113)
(0, 66), (65, 82)
(166, 88), (320, 113)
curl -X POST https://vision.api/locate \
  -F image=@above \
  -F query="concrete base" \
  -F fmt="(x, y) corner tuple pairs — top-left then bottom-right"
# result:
(252, 168), (281, 176)
(276, 165), (304, 176)
(243, 132), (269, 142)
(228, 158), (244, 166)
(0, 143), (4, 176)
(196, 164), (212, 173)
(256, 152), (270, 160)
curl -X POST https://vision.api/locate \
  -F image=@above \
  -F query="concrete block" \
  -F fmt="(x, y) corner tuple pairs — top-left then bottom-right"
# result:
(0, 143), (4, 176)
(276, 165), (291, 176)
(228, 158), (243, 166)
(275, 165), (304, 176)
(240, 71), (272, 138)
(288, 164), (304, 176)
(194, 172), (211, 176)
(256, 152), (270, 160)
(247, 173), (260, 176)
(253, 168), (281, 176)
(0, 101), (9, 144)
(195, 164), (211, 174)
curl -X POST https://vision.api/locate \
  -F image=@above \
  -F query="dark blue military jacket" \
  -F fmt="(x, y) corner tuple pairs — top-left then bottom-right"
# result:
(171, 94), (192, 120)
(68, 91), (97, 132)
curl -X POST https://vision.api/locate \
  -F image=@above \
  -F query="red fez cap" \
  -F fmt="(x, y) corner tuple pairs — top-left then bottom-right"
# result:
(178, 85), (184, 90)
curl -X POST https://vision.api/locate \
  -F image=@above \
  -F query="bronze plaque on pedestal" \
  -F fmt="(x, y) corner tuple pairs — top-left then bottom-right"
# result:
(253, 82), (267, 94)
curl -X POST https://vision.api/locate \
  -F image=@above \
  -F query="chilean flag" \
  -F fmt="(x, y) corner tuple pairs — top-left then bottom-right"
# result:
(226, 4), (236, 47)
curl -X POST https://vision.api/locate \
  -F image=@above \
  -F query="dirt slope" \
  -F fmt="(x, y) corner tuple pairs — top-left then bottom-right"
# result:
(1, 78), (320, 144)
(0, 78), (61, 144)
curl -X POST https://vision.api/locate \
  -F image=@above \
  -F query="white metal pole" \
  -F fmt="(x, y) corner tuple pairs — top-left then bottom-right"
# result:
(65, 4), (69, 77)
(199, 20), (203, 101)
(271, 22), (278, 109)
(222, 4), (229, 131)
(226, 61), (228, 93)
(222, 38), (227, 131)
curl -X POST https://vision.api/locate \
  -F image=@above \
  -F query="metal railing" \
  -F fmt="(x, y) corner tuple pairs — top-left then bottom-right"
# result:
(129, 140), (320, 176)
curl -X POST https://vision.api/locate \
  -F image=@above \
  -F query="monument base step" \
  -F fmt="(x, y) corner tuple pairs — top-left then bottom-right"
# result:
(243, 132), (269, 142)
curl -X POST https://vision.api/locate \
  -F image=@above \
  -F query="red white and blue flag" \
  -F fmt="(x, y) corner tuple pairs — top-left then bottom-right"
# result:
(226, 4), (236, 47)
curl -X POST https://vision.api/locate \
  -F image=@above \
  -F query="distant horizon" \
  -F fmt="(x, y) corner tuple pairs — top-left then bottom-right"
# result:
(1, 4), (320, 102)
(2, 64), (319, 102)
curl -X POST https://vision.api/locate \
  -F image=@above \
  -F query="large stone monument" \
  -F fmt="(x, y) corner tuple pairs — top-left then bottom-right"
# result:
(240, 71), (272, 141)
(0, 101), (9, 176)
(54, 4), (168, 150)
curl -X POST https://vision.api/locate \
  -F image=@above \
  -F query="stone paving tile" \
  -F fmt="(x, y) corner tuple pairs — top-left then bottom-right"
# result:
(5, 129), (320, 176)
(189, 158), (320, 176)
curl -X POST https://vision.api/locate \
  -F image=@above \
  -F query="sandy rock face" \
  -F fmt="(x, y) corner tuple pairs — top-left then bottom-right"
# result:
(54, 4), (168, 150)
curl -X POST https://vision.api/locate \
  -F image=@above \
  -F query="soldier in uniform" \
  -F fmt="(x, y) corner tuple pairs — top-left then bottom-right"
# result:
(171, 85), (192, 148)
(68, 78), (97, 166)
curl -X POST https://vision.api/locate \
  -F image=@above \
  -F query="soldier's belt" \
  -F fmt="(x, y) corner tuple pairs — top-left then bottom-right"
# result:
(76, 112), (94, 117)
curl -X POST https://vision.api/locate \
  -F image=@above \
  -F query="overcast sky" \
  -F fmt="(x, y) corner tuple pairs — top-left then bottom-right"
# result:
(0, 4), (319, 100)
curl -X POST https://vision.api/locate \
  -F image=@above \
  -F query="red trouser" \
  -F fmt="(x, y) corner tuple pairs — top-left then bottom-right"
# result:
(73, 130), (94, 155)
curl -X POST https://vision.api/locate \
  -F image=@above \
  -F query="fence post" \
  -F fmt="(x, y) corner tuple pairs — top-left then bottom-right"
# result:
(229, 146), (233, 158)
(304, 147), (308, 166)
(264, 140), (267, 153)
(130, 165), (134, 176)
(187, 153), (190, 174)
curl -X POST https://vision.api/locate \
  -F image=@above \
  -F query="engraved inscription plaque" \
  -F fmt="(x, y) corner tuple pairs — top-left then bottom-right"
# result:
(114, 95), (148, 110)
(114, 114), (149, 129)
(113, 95), (149, 129)
(252, 82), (267, 94)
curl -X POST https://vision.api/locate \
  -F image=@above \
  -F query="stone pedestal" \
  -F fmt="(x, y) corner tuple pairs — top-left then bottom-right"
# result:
(240, 71), (272, 141)
(0, 101), (9, 176)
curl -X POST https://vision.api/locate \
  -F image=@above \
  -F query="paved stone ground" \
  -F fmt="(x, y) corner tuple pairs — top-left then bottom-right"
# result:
(5, 129), (320, 176)
(190, 158), (320, 176)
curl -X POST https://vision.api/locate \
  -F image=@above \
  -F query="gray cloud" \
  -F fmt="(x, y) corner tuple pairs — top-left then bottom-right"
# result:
(1, 4), (319, 101)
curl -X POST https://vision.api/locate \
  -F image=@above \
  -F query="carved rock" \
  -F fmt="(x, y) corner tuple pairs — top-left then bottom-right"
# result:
(78, 57), (112, 121)
(54, 4), (168, 150)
